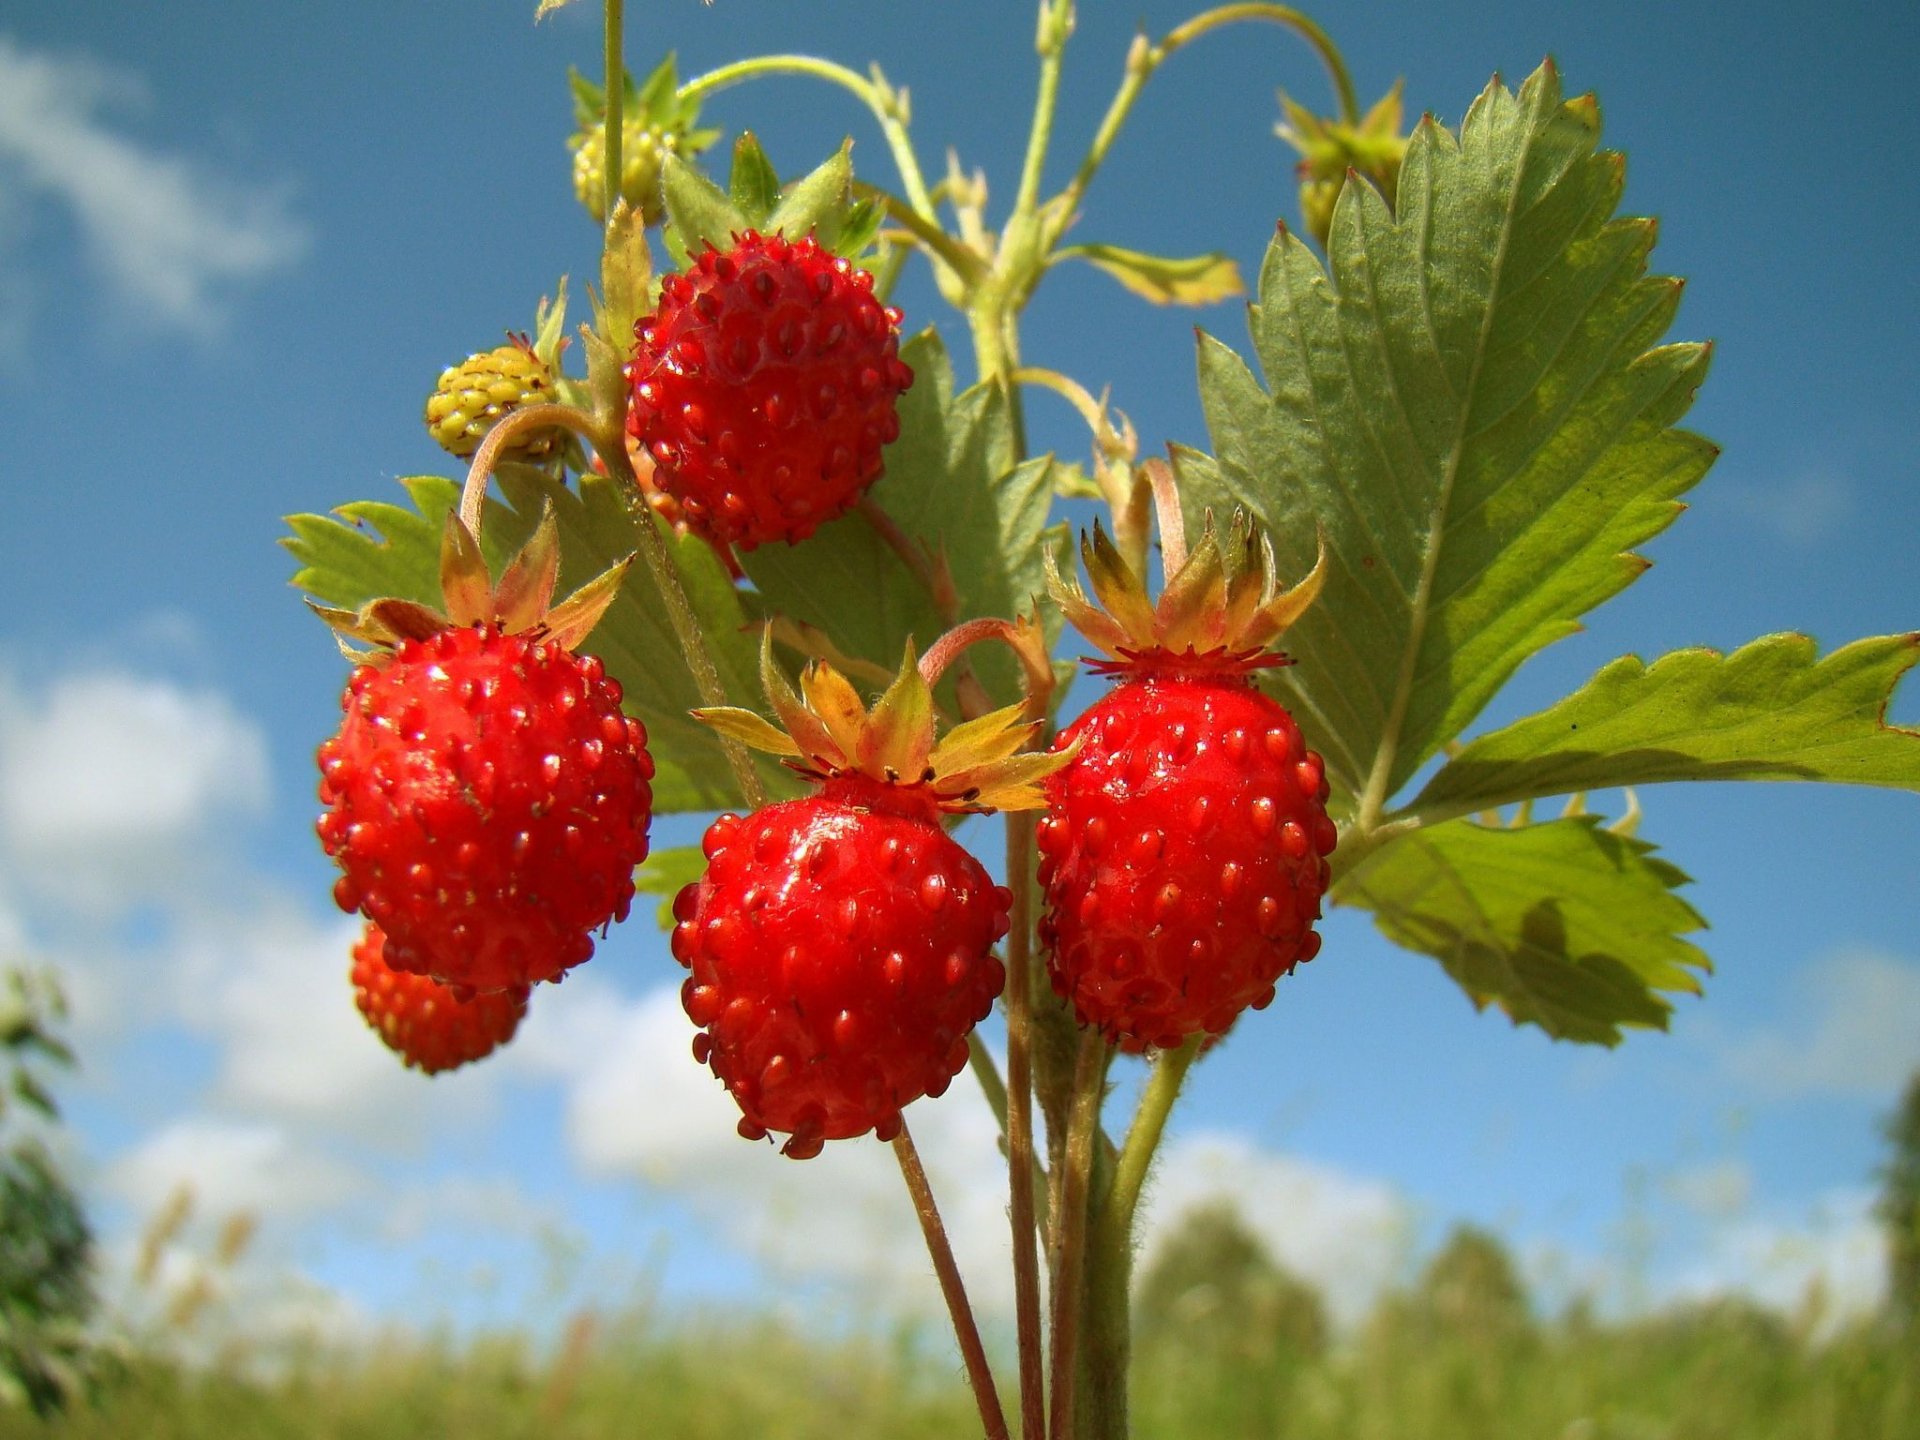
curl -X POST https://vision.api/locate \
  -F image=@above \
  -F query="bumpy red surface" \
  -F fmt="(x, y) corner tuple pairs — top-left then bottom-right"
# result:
(317, 626), (653, 994)
(670, 777), (1010, 1159)
(1038, 663), (1337, 1052)
(350, 923), (527, 1074)
(625, 231), (914, 549)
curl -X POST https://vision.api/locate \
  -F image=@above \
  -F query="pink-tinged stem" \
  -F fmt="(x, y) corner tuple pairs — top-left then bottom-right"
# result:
(1142, 456), (1188, 576)
(457, 403), (601, 541)
(893, 1123), (1011, 1440)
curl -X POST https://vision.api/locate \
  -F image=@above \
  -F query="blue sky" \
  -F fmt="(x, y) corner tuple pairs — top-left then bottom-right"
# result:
(0, 0), (1915, 1349)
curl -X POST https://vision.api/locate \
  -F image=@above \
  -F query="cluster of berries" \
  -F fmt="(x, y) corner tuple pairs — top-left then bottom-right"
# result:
(337, 229), (1336, 1152)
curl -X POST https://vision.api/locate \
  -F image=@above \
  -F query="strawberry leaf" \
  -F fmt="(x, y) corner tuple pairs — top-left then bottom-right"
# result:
(1335, 814), (1709, 1045)
(740, 330), (1056, 706)
(1415, 633), (1920, 815)
(1174, 61), (1715, 814)
(285, 470), (791, 814)
(633, 844), (708, 930)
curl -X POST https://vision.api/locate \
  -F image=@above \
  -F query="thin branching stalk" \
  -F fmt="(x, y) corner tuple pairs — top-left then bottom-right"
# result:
(604, 0), (624, 226)
(457, 404), (602, 539)
(892, 1123), (1011, 1440)
(1005, 809), (1049, 1440)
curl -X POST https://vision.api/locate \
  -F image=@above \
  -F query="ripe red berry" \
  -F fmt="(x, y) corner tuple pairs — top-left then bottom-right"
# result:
(625, 230), (914, 550)
(350, 922), (527, 1074)
(1038, 667), (1336, 1052)
(671, 775), (1011, 1159)
(317, 624), (654, 994)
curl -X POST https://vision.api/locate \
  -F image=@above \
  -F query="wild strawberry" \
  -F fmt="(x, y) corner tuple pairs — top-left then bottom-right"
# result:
(671, 641), (1069, 1158)
(425, 335), (560, 461)
(1038, 515), (1336, 1052)
(624, 231), (914, 550)
(350, 922), (527, 1074)
(314, 510), (653, 994)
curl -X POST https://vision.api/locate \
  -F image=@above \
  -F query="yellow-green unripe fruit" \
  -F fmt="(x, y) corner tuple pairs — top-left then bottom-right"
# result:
(424, 342), (558, 461)
(570, 123), (680, 226)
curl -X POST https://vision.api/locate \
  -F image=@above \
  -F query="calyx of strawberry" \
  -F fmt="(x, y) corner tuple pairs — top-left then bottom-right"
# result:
(309, 506), (631, 663)
(695, 633), (1073, 814)
(1045, 510), (1327, 674)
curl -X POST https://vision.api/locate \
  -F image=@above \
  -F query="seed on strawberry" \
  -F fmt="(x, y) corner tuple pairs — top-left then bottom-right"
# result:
(624, 231), (913, 550)
(1038, 515), (1334, 1052)
(351, 922), (527, 1074)
(313, 510), (652, 995)
(670, 640), (1068, 1158)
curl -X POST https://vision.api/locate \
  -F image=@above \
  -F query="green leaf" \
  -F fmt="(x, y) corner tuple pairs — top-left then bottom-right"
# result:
(661, 152), (748, 266)
(739, 330), (1055, 705)
(1055, 243), (1245, 306)
(1415, 632), (1920, 815)
(1175, 61), (1716, 811)
(284, 471), (789, 814)
(1337, 815), (1709, 1045)
(634, 845), (708, 929)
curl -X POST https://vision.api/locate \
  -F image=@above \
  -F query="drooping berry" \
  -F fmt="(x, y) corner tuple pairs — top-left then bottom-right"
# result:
(670, 640), (1067, 1158)
(425, 336), (559, 461)
(350, 923), (527, 1074)
(313, 511), (653, 994)
(624, 231), (914, 550)
(1039, 515), (1335, 1052)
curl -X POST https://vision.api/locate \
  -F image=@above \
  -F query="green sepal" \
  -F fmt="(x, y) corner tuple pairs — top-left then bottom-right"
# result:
(1154, 517), (1230, 650)
(1042, 540), (1130, 656)
(861, 644), (937, 781)
(692, 706), (804, 758)
(1081, 523), (1156, 640)
(438, 513), (492, 626)
(766, 142), (854, 248)
(798, 661), (871, 764)
(661, 151), (750, 266)
(492, 510), (562, 634)
(1054, 243), (1245, 307)
(542, 554), (634, 652)
(758, 626), (841, 768)
(728, 132), (782, 227)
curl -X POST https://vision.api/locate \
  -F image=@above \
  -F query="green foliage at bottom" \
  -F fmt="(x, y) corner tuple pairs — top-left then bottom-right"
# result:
(10, 1300), (1917, 1440)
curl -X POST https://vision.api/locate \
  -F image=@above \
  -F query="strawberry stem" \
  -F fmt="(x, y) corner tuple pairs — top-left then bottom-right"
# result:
(603, 0), (623, 228)
(891, 1122), (1011, 1440)
(1143, 456), (1188, 577)
(457, 403), (600, 540)
(1004, 810), (1049, 1440)
(1047, 1030), (1110, 1440)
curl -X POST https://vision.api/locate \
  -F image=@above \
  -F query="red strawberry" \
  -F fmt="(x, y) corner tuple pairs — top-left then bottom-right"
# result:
(313, 511), (652, 995)
(351, 923), (527, 1074)
(625, 231), (913, 550)
(670, 642), (1068, 1158)
(1038, 517), (1335, 1052)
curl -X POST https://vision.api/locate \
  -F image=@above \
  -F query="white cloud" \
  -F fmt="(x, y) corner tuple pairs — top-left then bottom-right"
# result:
(1722, 947), (1920, 1098)
(1665, 1187), (1888, 1333)
(107, 1116), (365, 1223)
(0, 668), (270, 909)
(513, 976), (1019, 1315)
(1137, 1131), (1417, 1328)
(0, 35), (306, 339)
(1665, 1159), (1754, 1220)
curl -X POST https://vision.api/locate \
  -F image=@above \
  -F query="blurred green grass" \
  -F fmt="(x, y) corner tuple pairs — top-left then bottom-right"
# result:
(8, 1299), (1914, 1440)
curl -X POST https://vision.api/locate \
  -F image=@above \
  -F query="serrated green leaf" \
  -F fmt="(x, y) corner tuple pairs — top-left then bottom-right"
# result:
(634, 844), (708, 930)
(728, 133), (781, 227)
(662, 151), (748, 262)
(1055, 243), (1245, 306)
(1176, 61), (1715, 814)
(1415, 633), (1920, 815)
(1337, 815), (1709, 1045)
(284, 471), (790, 814)
(739, 330), (1055, 706)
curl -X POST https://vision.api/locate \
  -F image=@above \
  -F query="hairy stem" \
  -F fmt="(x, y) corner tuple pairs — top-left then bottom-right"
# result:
(603, 0), (623, 225)
(1060, 4), (1357, 220)
(458, 404), (602, 539)
(1006, 809), (1048, 1440)
(678, 55), (937, 218)
(1015, 0), (1075, 220)
(1048, 1032), (1108, 1440)
(893, 1123), (1011, 1440)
